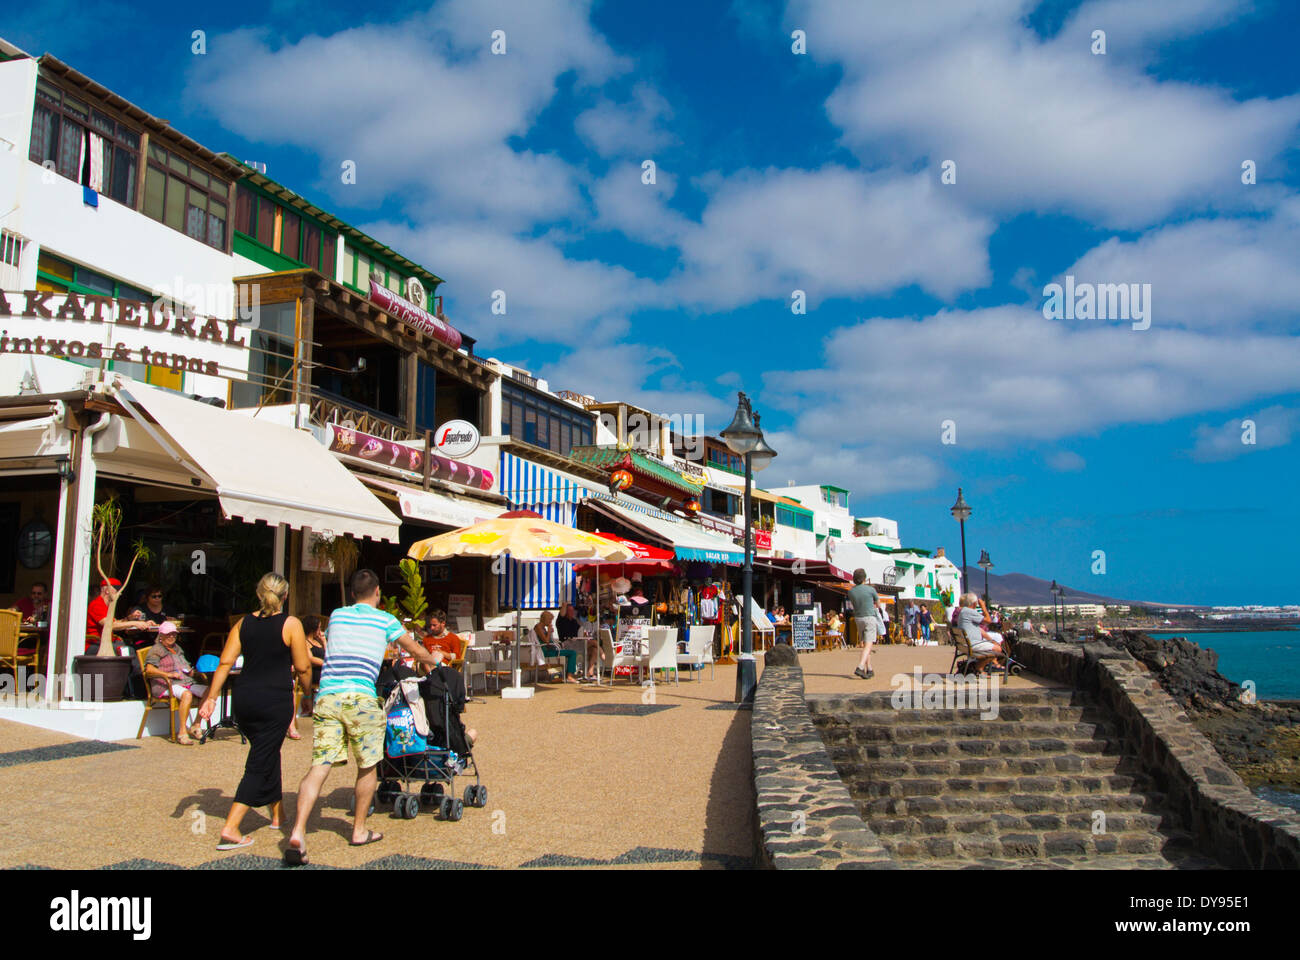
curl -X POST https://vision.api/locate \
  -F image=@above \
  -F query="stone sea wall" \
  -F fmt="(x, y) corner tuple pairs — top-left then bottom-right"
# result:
(1014, 636), (1300, 869)
(751, 664), (896, 869)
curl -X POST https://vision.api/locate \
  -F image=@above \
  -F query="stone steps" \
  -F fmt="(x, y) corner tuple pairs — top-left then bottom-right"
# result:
(851, 771), (1154, 800)
(830, 752), (1132, 778)
(860, 790), (1168, 818)
(869, 808), (1172, 838)
(886, 827), (1197, 862)
(811, 689), (1224, 869)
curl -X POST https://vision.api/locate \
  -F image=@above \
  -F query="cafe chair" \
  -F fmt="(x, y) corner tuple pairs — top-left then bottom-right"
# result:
(644, 627), (679, 685)
(677, 625), (715, 682)
(135, 648), (206, 742)
(0, 609), (39, 690)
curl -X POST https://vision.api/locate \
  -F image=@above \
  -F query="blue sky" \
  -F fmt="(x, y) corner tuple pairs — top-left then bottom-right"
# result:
(8, 0), (1300, 605)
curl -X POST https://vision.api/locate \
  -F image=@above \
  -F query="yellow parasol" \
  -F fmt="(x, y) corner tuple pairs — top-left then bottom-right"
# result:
(407, 511), (633, 698)
(407, 511), (634, 564)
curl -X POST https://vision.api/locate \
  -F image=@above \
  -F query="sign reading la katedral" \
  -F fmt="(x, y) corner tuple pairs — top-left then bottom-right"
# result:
(0, 290), (247, 375)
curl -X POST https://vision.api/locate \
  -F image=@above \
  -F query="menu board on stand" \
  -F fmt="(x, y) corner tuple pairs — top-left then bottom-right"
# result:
(791, 613), (816, 652)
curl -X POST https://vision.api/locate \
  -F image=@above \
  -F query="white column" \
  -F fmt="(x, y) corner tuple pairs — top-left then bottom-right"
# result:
(47, 420), (102, 701)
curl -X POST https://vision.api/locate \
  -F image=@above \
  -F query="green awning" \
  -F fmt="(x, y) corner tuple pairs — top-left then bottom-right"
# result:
(568, 446), (699, 495)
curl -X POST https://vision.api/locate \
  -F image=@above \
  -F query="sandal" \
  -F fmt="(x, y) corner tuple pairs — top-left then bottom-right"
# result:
(284, 842), (308, 866)
(349, 830), (383, 847)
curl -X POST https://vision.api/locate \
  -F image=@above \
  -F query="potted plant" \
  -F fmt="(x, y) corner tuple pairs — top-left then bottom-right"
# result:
(381, 558), (428, 628)
(310, 531), (360, 605)
(73, 495), (153, 702)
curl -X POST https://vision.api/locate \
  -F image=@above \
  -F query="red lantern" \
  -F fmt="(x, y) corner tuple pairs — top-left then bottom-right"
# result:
(684, 497), (701, 513)
(609, 469), (633, 493)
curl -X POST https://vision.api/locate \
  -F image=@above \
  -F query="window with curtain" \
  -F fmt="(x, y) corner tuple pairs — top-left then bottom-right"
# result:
(256, 196), (276, 248)
(302, 222), (321, 269)
(142, 142), (230, 250)
(322, 233), (337, 279)
(234, 184), (255, 235)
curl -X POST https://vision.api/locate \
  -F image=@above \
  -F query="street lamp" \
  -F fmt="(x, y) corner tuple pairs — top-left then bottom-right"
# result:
(1050, 579), (1064, 638)
(978, 549), (993, 606)
(950, 488), (971, 599)
(722, 393), (776, 704)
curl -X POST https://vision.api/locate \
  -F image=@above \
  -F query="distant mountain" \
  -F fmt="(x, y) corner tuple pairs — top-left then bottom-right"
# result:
(977, 571), (1141, 607)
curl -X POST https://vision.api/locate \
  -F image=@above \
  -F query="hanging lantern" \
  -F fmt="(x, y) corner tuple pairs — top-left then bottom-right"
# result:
(609, 469), (633, 493)
(684, 497), (701, 513)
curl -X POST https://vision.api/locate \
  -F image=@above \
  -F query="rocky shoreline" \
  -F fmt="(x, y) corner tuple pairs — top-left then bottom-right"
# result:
(1096, 631), (1300, 793)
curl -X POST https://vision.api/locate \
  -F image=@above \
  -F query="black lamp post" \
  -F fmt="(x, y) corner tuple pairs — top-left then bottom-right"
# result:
(950, 488), (971, 599)
(1050, 579), (1062, 638)
(978, 550), (993, 606)
(721, 392), (776, 704)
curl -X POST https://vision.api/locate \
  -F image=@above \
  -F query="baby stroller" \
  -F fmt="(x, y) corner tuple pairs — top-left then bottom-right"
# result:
(372, 664), (488, 822)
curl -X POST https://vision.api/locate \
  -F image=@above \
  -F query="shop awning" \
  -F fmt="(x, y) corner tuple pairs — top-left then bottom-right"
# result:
(583, 496), (743, 564)
(754, 558), (853, 582)
(116, 384), (401, 542)
(358, 476), (498, 529)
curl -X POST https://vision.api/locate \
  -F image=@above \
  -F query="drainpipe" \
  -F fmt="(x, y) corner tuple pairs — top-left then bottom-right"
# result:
(46, 407), (111, 701)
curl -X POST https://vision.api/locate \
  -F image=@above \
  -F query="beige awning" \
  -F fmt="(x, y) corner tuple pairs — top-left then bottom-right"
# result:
(115, 383), (401, 542)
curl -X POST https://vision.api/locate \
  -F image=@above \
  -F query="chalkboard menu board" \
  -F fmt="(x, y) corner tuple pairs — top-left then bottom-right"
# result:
(791, 613), (816, 651)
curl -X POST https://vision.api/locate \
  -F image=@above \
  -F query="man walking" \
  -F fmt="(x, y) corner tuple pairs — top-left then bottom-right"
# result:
(846, 569), (880, 680)
(285, 568), (440, 865)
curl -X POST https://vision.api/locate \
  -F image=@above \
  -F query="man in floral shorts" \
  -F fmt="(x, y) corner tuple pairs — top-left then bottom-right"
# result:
(285, 568), (440, 865)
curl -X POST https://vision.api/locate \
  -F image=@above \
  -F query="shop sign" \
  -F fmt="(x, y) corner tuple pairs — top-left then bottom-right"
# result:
(368, 279), (462, 350)
(697, 514), (741, 539)
(754, 530), (772, 550)
(434, 419), (480, 458)
(0, 289), (248, 375)
(327, 424), (493, 490)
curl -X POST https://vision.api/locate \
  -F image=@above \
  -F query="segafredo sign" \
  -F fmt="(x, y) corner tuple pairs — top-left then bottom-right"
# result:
(434, 419), (480, 458)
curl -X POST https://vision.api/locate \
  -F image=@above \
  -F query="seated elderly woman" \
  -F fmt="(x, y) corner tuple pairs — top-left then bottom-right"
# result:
(143, 621), (208, 744)
(954, 592), (1005, 674)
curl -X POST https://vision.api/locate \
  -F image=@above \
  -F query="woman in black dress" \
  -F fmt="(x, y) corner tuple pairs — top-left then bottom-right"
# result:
(198, 573), (312, 851)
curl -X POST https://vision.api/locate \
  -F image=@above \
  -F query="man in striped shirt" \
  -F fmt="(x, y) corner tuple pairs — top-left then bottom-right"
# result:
(286, 568), (441, 865)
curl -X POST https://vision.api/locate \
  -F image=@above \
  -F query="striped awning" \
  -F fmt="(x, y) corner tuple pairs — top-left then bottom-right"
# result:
(498, 451), (594, 508)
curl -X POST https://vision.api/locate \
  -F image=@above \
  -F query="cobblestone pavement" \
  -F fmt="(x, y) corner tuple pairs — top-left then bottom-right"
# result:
(0, 644), (1055, 869)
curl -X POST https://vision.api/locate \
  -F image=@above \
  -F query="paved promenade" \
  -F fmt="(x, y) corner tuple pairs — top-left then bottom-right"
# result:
(0, 644), (1059, 870)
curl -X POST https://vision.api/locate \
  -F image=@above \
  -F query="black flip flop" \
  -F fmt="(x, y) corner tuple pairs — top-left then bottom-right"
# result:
(349, 830), (383, 847)
(283, 843), (307, 866)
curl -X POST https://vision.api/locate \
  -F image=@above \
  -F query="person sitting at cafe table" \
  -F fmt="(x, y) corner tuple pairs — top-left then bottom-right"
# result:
(421, 609), (464, 665)
(86, 578), (153, 651)
(10, 581), (50, 623)
(144, 621), (208, 744)
(128, 584), (176, 626)
(534, 611), (578, 683)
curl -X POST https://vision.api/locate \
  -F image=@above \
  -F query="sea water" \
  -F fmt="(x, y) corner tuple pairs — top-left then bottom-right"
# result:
(1148, 630), (1300, 700)
(1150, 629), (1300, 810)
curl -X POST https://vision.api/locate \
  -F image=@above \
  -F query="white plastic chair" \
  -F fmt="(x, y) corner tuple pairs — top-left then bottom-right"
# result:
(455, 617), (475, 634)
(598, 628), (643, 685)
(645, 627), (679, 684)
(677, 625), (715, 682)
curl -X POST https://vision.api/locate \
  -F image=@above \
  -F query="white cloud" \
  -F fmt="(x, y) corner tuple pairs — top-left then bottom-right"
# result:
(361, 220), (661, 346)
(575, 82), (676, 158)
(763, 305), (1300, 459)
(1191, 406), (1299, 461)
(1046, 451), (1087, 472)
(184, 0), (624, 226)
(1063, 196), (1300, 331)
(790, 0), (1300, 228)
(665, 168), (994, 308)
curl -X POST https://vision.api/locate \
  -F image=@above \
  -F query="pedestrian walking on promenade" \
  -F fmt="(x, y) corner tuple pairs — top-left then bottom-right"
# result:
(845, 569), (879, 680)
(198, 573), (313, 850)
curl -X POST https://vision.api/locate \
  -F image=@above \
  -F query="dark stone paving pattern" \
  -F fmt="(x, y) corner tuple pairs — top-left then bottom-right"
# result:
(17, 846), (749, 870)
(559, 703), (679, 716)
(705, 703), (753, 711)
(0, 740), (137, 768)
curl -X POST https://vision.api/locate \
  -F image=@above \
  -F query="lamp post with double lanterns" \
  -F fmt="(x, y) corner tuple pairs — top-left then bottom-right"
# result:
(978, 550), (993, 606)
(721, 392), (776, 704)
(950, 488), (971, 599)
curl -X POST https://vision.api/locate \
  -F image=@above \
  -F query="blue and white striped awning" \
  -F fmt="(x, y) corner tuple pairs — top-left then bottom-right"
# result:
(496, 502), (577, 610)
(496, 452), (591, 610)
(498, 451), (594, 509)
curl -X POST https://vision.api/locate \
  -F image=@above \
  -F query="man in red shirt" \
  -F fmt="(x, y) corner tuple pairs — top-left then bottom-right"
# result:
(421, 609), (463, 664)
(11, 582), (50, 622)
(85, 578), (149, 652)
